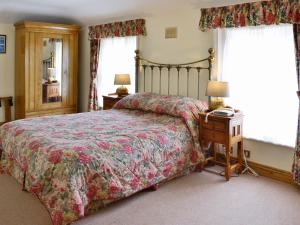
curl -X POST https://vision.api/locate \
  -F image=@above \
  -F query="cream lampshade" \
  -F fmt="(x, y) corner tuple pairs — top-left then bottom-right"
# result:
(114, 74), (131, 96)
(206, 80), (230, 110)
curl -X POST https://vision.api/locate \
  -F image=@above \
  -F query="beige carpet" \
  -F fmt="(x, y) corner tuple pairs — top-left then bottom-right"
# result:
(0, 171), (300, 225)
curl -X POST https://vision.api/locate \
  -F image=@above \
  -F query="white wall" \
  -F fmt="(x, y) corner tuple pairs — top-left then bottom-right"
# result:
(77, 9), (295, 172)
(139, 9), (213, 100)
(139, 10), (212, 63)
(244, 139), (294, 171)
(0, 23), (15, 121)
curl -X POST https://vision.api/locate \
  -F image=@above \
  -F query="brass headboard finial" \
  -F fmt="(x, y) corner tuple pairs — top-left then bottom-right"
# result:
(208, 48), (215, 80)
(208, 48), (215, 62)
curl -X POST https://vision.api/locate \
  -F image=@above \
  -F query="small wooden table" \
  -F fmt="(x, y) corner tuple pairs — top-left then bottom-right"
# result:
(199, 112), (244, 181)
(102, 95), (126, 110)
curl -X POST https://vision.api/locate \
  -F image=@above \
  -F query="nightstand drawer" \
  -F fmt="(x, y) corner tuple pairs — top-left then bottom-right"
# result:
(201, 120), (226, 132)
(202, 121), (213, 129)
(103, 99), (117, 110)
(214, 121), (226, 132)
(202, 129), (226, 143)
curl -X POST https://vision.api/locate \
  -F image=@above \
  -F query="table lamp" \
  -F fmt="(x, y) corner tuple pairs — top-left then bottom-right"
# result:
(206, 80), (229, 110)
(47, 68), (56, 83)
(114, 74), (131, 96)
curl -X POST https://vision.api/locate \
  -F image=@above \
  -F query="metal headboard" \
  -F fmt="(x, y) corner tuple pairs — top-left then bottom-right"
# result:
(42, 52), (54, 80)
(135, 48), (215, 100)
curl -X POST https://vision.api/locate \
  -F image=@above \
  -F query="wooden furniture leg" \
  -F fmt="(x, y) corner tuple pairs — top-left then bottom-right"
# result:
(212, 142), (216, 165)
(148, 184), (158, 191)
(225, 145), (231, 181)
(3, 97), (11, 123)
(237, 141), (244, 174)
(195, 163), (204, 172)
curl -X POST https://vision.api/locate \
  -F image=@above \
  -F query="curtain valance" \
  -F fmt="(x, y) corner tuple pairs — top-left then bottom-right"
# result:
(199, 0), (299, 31)
(89, 19), (146, 39)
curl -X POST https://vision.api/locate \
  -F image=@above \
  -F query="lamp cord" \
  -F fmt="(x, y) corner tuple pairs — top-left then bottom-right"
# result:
(241, 149), (259, 176)
(203, 146), (259, 178)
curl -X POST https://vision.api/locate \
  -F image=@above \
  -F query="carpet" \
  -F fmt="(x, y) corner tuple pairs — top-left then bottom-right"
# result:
(0, 171), (299, 225)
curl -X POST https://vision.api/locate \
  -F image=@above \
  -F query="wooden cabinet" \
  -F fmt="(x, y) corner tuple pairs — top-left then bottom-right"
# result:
(103, 95), (125, 110)
(14, 21), (80, 119)
(199, 112), (244, 181)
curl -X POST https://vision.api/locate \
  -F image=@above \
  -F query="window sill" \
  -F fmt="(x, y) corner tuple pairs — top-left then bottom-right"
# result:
(244, 137), (295, 150)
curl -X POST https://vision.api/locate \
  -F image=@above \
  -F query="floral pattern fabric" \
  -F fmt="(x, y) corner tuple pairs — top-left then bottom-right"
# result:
(114, 92), (208, 150)
(89, 19), (146, 40)
(88, 39), (100, 111)
(199, 0), (300, 31)
(0, 94), (207, 225)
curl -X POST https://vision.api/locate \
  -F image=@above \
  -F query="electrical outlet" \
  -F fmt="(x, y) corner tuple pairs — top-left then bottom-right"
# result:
(244, 149), (251, 158)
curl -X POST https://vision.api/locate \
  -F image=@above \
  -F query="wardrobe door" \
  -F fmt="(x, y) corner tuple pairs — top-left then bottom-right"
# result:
(35, 33), (69, 112)
(67, 32), (78, 109)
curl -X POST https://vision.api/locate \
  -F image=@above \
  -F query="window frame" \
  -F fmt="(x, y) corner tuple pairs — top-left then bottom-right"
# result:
(215, 24), (298, 148)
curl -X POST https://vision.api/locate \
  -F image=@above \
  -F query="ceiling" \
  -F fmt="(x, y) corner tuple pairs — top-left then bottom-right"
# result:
(0, 0), (257, 26)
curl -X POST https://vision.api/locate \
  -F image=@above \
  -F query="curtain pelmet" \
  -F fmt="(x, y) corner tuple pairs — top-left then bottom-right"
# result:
(199, 0), (300, 31)
(89, 19), (146, 39)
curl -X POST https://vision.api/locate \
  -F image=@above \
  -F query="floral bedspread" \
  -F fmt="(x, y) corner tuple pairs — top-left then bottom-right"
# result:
(0, 93), (207, 225)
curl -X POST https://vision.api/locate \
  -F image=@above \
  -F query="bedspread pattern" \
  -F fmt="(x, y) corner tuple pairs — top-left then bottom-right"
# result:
(0, 94), (207, 225)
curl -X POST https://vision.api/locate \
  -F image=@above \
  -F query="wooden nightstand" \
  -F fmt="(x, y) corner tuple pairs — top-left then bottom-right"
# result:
(199, 111), (244, 181)
(102, 95), (125, 110)
(42, 82), (61, 103)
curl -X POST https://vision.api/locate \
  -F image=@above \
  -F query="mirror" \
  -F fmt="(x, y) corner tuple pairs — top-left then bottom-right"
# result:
(42, 38), (63, 103)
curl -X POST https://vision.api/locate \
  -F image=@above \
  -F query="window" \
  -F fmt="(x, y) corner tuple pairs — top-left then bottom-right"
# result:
(218, 24), (298, 147)
(97, 36), (136, 107)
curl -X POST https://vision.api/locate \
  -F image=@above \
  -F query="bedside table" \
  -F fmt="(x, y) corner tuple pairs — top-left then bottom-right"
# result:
(42, 82), (61, 103)
(102, 95), (125, 110)
(199, 112), (244, 181)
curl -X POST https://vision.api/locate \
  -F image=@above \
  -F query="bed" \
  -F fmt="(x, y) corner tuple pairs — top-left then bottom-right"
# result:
(0, 49), (214, 225)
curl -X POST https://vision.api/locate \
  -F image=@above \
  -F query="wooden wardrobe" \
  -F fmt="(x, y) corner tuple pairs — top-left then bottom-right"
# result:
(15, 21), (80, 119)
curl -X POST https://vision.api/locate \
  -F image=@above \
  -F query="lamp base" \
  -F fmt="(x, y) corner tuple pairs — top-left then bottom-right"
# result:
(209, 98), (225, 111)
(116, 86), (128, 97)
(48, 75), (54, 83)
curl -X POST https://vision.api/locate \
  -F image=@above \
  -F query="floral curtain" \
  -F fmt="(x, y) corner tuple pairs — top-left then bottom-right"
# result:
(293, 24), (300, 184)
(87, 19), (146, 111)
(88, 19), (146, 40)
(88, 39), (100, 111)
(199, 0), (300, 31)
